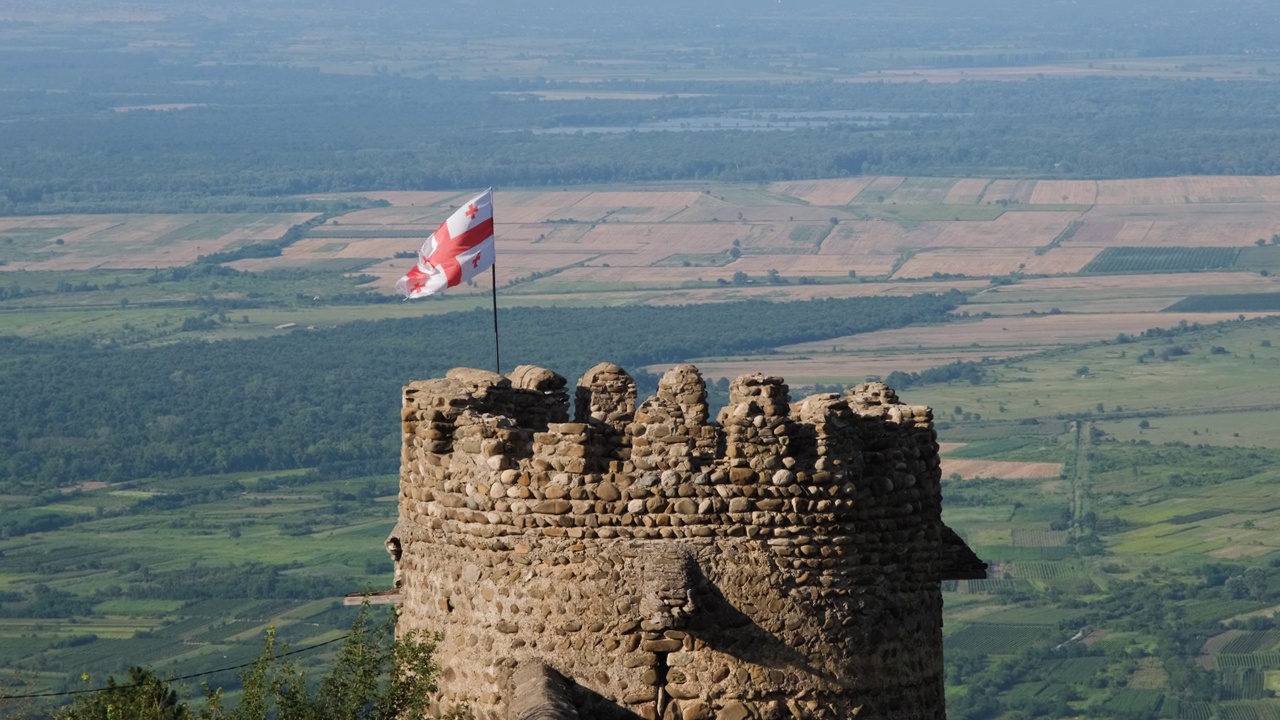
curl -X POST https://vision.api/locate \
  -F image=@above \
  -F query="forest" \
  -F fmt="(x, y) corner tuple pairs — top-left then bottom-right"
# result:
(0, 292), (963, 494)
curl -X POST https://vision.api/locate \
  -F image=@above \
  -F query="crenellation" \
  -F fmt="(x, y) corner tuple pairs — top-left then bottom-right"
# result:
(391, 362), (985, 720)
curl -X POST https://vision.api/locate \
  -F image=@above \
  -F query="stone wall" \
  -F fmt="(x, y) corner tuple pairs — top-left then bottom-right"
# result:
(391, 363), (983, 720)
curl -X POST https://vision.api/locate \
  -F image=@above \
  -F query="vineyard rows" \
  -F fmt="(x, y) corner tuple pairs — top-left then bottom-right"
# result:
(1011, 530), (1069, 547)
(1182, 600), (1269, 626)
(1216, 653), (1280, 669)
(1014, 561), (1083, 579)
(1222, 668), (1267, 700)
(1082, 246), (1240, 273)
(1223, 631), (1280, 655)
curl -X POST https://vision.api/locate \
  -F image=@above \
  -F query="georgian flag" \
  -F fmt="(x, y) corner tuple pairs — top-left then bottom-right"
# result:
(396, 189), (495, 299)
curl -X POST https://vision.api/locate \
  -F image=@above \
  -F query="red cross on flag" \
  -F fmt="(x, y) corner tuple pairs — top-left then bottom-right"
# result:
(396, 189), (495, 299)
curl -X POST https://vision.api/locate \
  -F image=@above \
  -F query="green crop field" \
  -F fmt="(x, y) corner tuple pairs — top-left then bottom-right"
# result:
(944, 624), (1056, 654)
(1082, 247), (1241, 274)
(1167, 293), (1280, 313)
(1102, 689), (1165, 716)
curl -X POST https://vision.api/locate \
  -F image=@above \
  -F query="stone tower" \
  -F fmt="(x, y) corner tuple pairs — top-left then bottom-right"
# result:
(386, 363), (985, 720)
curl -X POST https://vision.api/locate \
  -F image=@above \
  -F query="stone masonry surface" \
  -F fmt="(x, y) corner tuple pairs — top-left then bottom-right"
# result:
(389, 362), (984, 720)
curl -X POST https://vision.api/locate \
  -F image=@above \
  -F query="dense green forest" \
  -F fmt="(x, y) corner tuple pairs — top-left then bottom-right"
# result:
(0, 292), (962, 493)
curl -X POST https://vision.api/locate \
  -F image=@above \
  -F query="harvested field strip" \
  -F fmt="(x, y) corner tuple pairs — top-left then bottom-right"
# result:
(1068, 220), (1124, 245)
(1036, 219), (1084, 255)
(309, 228), (428, 238)
(884, 177), (958, 204)
(944, 178), (991, 205)
(852, 176), (905, 203)
(767, 178), (876, 206)
(1094, 176), (1280, 204)
(893, 246), (1098, 278)
(941, 458), (1063, 480)
(944, 623), (1054, 654)
(1030, 180), (1098, 205)
(983, 179), (1037, 205)
(1082, 246), (1240, 273)
(0, 226), (77, 242)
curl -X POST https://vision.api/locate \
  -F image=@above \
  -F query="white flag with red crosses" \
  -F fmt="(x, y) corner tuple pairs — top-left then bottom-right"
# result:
(396, 189), (495, 299)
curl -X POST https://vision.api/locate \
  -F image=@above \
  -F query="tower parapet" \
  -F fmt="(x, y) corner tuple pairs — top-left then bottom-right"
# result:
(391, 363), (984, 720)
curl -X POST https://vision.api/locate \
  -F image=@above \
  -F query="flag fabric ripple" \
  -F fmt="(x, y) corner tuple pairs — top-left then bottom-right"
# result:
(396, 189), (495, 299)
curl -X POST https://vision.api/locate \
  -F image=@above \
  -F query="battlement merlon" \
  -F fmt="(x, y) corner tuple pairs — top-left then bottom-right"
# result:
(398, 363), (959, 525)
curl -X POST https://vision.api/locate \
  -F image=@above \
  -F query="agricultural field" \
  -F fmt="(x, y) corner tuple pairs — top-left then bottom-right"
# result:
(5, 175), (1280, 351)
(0, 470), (399, 700)
(7, 177), (1280, 717)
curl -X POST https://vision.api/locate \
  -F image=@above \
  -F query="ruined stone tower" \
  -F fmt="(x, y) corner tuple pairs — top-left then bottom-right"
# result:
(386, 362), (985, 720)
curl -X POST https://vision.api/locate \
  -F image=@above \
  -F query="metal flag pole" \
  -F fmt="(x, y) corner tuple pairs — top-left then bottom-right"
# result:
(491, 263), (500, 375)
(489, 188), (501, 375)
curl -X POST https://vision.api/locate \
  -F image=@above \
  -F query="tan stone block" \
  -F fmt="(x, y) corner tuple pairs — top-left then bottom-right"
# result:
(683, 702), (714, 720)
(716, 701), (752, 720)
(532, 499), (572, 514)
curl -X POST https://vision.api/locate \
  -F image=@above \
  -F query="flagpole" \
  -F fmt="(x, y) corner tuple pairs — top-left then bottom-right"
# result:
(491, 263), (500, 375)
(490, 189), (501, 375)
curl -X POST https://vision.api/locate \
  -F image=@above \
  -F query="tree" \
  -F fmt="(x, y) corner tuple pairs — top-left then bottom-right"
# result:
(60, 667), (191, 720)
(59, 605), (443, 720)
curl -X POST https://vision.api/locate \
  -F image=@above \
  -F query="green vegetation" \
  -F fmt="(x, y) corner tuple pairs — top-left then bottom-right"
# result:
(0, 292), (961, 491)
(1082, 247), (1241, 274)
(918, 317), (1280, 717)
(1167, 293), (1280, 312)
(51, 604), (446, 720)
